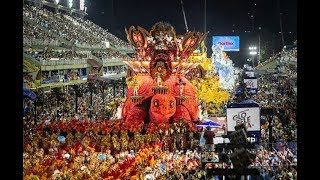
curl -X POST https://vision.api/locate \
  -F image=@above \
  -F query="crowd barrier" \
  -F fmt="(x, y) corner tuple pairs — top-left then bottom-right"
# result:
(102, 58), (123, 64)
(75, 43), (105, 49)
(23, 38), (60, 47)
(41, 59), (87, 65)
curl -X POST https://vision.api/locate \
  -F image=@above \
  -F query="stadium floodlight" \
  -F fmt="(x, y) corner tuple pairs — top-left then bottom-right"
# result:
(249, 46), (257, 69)
(55, 0), (59, 4)
(80, 0), (85, 11)
(68, 0), (73, 8)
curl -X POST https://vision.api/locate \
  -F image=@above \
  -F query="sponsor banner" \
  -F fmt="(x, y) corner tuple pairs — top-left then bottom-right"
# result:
(245, 71), (255, 77)
(244, 78), (258, 89)
(247, 131), (260, 144)
(227, 107), (260, 131)
(212, 36), (240, 51)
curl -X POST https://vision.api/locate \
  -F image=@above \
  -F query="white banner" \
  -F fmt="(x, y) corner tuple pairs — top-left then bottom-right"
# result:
(226, 107), (260, 131)
(244, 78), (258, 89)
(103, 41), (110, 48)
(50, 58), (60, 61)
(245, 71), (254, 77)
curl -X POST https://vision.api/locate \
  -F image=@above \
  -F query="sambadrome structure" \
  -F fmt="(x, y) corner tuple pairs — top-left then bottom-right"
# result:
(121, 22), (207, 132)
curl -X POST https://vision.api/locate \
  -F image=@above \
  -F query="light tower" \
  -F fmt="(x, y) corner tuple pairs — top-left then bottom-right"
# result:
(249, 46), (257, 69)
(68, 0), (73, 8)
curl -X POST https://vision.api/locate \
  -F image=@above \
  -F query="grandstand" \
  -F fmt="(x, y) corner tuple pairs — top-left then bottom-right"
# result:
(22, 1), (297, 179)
(256, 44), (297, 75)
(23, 0), (133, 90)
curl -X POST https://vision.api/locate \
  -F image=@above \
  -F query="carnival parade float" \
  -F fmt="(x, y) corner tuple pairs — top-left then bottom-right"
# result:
(121, 22), (207, 133)
(24, 22), (232, 179)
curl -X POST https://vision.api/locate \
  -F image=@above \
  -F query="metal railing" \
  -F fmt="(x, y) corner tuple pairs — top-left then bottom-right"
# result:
(23, 38), (60, 47)
(102, 58), (124, 63)
(75, 43), (105, 49)
(23, 52), (42, 66)
(102, 58), (125, 66)
(41, 59), (87, 66)
(114, 46), (134, 51)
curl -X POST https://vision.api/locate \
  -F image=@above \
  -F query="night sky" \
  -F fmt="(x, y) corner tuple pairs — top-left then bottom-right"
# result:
(84, 0), (296, 67)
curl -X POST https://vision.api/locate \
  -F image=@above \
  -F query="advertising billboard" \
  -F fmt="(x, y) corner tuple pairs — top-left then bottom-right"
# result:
(245, 71), (255, 77)
(212, 36), (240, 51)
(244, 78), (258, 89)
(226, 107), (260, 132)
(246, 131), (261, 144)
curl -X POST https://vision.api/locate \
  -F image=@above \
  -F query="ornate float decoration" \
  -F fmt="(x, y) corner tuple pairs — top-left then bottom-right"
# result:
(122, 22), (207, 132)
(188, 42), (230, 116)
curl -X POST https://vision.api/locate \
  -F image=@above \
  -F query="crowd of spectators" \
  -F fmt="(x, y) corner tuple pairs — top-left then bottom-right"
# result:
(278, 46), (297, 77)
(40, 68), (86, 83)
(24, 84), (124, 120)
(256, 43), (297, 78)
(250, 146), (297, 179)
(23, 4), (132, 50)
(22, 3), (298, 179)
(23, 3), (131, 72)
(25, 47), (89, 60)
(23, 20), (60, 46)
(22, 85), (202, 179)
(226, 44), (298, 179)
(41, 49), (88, 60)
(23, 124), (201, 179)
(246, 43), (297, 147)
(74, 17), (132, 50)
(92, 50), (127, 59)
(41, 71), (61, 83)
(253, 72), (297, 145)
(24, 5), (100, 46)
(23, 79), (298, 179)
(23, 73), (36, 89)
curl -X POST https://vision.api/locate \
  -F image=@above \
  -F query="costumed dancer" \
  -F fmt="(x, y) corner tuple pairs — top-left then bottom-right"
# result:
(203, 126), (215, 161)
(155, 66), (163, 87)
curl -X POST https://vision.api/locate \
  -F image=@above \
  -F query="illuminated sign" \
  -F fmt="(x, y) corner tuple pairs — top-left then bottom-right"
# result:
(212, 36), (240, 51)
